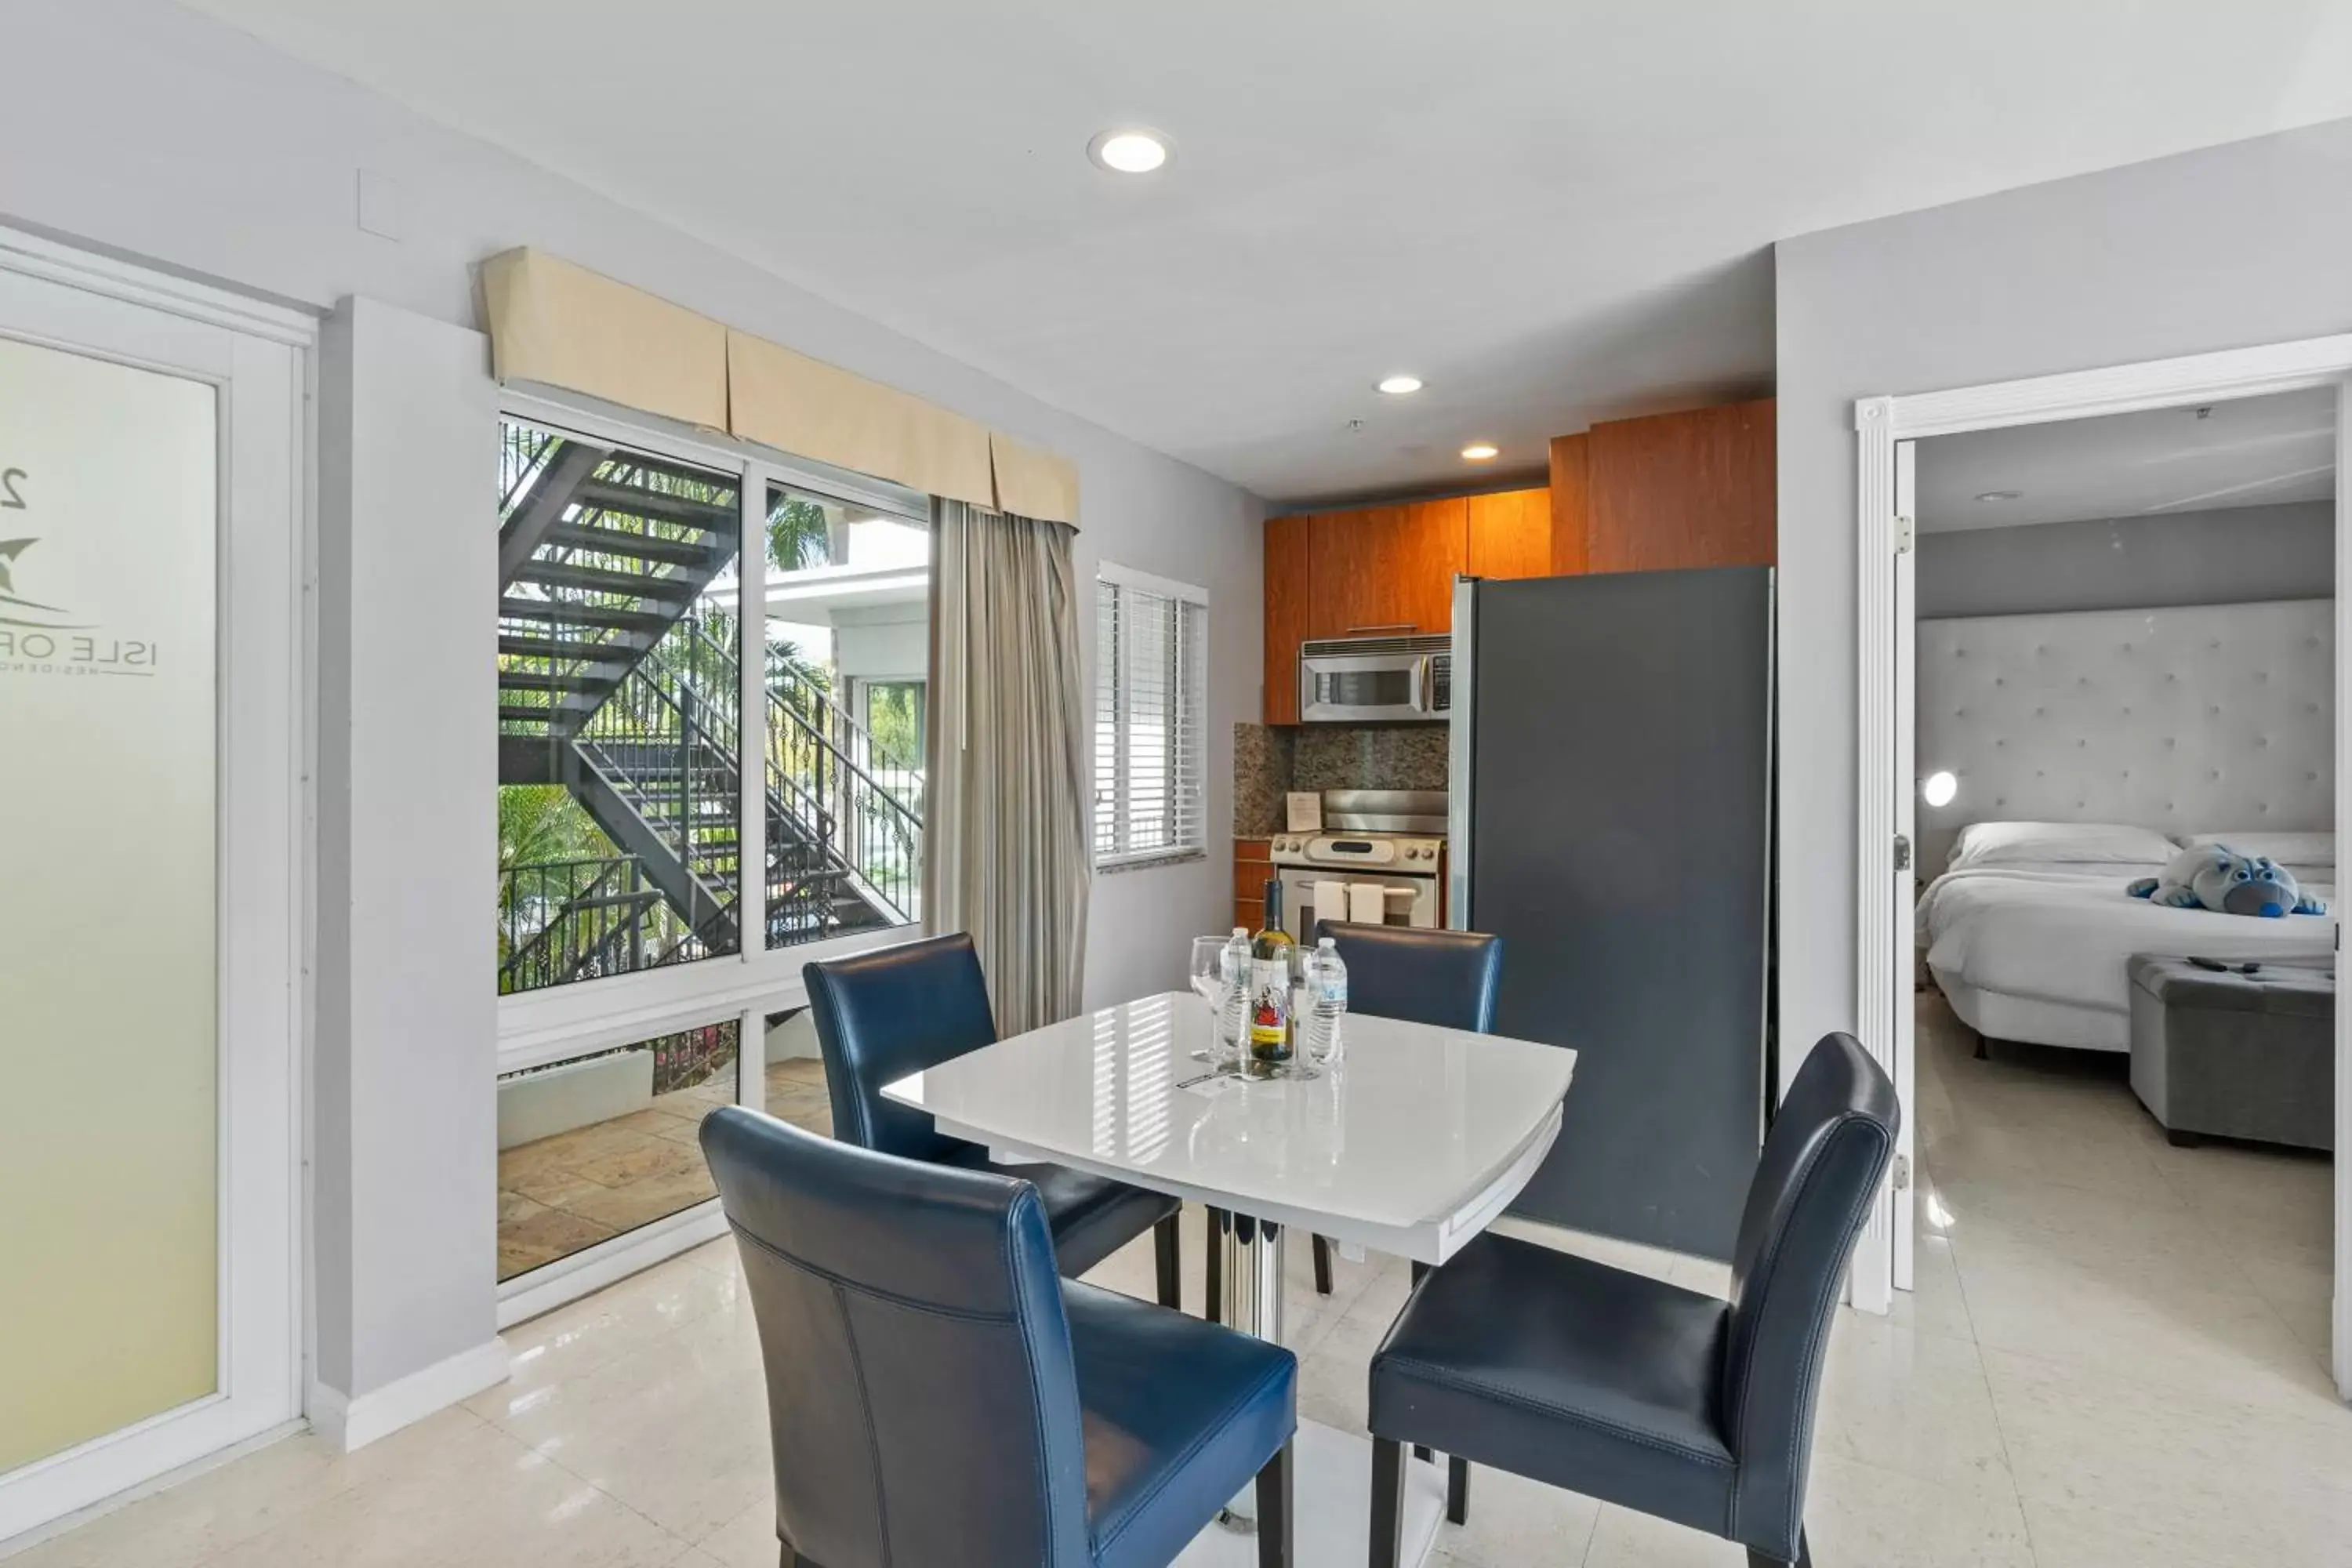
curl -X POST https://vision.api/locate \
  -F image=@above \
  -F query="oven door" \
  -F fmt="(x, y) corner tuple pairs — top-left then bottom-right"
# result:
(1276, 868), (1441, 936)
(1300, 651), (1439, 723)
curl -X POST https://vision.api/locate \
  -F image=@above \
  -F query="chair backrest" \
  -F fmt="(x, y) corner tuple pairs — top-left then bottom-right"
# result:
(701, 1106), (1091, 1568)
(804, 932), (996, 1163)
(1313, 922), (1504, 1033)
(1718, 1032), (1900, 1559)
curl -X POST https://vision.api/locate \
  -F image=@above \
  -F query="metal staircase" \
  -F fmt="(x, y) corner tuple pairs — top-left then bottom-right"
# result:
(495, 426), (920, 994)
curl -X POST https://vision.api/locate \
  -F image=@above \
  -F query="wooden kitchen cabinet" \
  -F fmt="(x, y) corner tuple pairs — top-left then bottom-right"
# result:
(1586, 398), (1776, 572)
(1234, 837), (1272, 931)
(1305, 498), (1465, 641)
(1465, 486), (1555, 580)
(1262, 513), (1312, 724)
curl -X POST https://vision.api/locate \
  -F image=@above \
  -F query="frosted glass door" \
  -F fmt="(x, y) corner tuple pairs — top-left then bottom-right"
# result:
(0, 336), (221, 1472)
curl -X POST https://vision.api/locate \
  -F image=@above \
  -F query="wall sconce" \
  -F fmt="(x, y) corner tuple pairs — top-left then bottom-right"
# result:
(1920, 771), (1958, 809)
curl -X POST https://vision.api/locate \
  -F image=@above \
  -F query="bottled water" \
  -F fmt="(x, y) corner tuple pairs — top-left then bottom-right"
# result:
(1301, 937), (1348, 1063)
(1219, 927), (1253, 1058)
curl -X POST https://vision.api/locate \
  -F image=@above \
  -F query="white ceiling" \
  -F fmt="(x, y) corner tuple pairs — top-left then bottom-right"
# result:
(1918, 387), (2339, 532)
(182, 0), (2352, 504)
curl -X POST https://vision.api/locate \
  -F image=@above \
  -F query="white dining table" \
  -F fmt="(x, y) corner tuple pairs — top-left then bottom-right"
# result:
(880, 989), (1577, 1568)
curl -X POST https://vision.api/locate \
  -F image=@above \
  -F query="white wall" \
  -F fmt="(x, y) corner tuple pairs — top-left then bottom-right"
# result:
(314, 299), (501, 1413)
(1775, 116), (2352, 1090)
(3, 0), (1261, 1417)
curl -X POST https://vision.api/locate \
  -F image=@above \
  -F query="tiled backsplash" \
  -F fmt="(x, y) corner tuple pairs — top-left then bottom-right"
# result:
(1233, 722), (1450, 833)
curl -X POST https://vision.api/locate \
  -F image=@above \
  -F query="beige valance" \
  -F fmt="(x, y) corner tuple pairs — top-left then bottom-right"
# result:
(480, 249), (728, 430)
(989, 431), (1080, 527)
(726, 330), (995, 511)
(479, 247), (1080, 526)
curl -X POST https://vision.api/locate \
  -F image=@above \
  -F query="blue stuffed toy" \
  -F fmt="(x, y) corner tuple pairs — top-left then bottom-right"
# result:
(2128, 843), (2328, 918)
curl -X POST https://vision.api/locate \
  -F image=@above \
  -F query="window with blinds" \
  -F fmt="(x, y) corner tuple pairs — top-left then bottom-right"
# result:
(1094, 568), (1209, 866)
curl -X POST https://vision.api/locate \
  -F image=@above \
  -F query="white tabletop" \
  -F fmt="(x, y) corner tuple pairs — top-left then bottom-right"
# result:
(880, 991), (1577, 1264)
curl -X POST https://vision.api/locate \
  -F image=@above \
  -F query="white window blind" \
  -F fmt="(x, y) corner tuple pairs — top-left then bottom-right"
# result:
(1094, 568), (1209, 866)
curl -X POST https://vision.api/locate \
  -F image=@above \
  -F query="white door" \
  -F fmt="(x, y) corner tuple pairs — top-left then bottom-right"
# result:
(1889, 439), (1919, 1293)
(0, 238), (305, 1542)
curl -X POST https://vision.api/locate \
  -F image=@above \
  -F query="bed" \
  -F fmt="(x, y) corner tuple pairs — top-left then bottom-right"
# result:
(1915, 822), (2339, 1052)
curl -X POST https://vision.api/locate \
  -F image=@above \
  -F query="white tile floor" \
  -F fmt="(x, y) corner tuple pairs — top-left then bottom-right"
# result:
(10, 993), (2345, 1567)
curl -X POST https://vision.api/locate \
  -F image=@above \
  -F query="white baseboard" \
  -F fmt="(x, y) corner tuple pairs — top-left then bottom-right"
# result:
(308, 1338), (510, 1453)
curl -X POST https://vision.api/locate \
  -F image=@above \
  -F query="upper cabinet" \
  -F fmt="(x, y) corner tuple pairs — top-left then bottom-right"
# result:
(1305, 499), (1466, 639)
(1262, 512), (1312, 724)
(1583, 398), (1776, 573)
(1260, 399), (1772, 722)
(1465, 487), (1555, 579)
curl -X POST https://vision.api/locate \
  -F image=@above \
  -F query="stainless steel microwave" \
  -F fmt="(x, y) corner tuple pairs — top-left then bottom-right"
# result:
(1298, 633), (1452, 723)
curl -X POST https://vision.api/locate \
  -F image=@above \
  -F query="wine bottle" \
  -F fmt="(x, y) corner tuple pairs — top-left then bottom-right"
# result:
(1249, 879), (1296, 1067)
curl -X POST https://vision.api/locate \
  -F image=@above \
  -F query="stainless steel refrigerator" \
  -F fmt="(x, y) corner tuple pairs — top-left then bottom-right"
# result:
(1448, 567), (1774, 1261)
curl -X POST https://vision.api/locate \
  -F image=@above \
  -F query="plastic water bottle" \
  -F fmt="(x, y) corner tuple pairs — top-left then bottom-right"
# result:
(1219, 927), (1253, 1058)
(1301, 937), (1348, 1063)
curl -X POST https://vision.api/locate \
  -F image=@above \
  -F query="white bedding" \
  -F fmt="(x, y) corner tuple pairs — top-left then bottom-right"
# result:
(1916, 863), (2339, 1052)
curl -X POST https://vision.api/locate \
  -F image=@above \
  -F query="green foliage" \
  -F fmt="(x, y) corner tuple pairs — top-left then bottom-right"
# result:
(498, 786), (612, 894)
(865, 682), (923, 764)
(768, 497), (831, 572)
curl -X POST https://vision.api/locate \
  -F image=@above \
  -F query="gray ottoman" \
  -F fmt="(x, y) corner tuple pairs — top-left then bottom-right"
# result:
(2126, 953), (2335, 1151)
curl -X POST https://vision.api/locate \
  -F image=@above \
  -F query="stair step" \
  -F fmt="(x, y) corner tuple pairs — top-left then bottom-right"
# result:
(512, 560), (703, 602)
(539, 521), (726, 569)
(500, 599), (677, 637)
(498, 633), (633, 665)
(497, 669), (610, 694)
(572, 476), (739, 531)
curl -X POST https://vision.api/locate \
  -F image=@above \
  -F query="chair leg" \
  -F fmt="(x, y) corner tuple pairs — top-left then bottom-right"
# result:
(1206, 1207), (1225, 1323)
(1368, 1437), (1406, 1568)
(1406, 1261), (1435, 1461)
(1745, 1526), (1810, 1568)
(1312, 1232), (1334, 1294)
(1154, 1212), (1182, 1310)
(1446, 1454), (1469, 1525)
(1254, 1441), (1294, 1568)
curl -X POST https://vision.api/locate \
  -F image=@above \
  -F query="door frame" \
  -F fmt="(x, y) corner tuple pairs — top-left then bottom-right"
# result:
(1852, 332), (2352, 1397)
(0, 225), (314, 1541)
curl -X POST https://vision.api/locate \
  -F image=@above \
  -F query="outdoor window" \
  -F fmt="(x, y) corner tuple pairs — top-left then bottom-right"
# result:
(497, 420), (743, 994)
(1093, 567), (1209, 866)
(760, 482), (929, 947)
(492, 407), (931, 1296)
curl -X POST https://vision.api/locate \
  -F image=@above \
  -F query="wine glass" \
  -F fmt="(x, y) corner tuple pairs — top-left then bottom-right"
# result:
(1188, 935), (1236, 1063)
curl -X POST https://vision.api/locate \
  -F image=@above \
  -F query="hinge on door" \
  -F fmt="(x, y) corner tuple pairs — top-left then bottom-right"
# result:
(1893, 514), (1915, 554)
(1893, 833), (1912, 872)
(1893, 1154), (1911, 1191)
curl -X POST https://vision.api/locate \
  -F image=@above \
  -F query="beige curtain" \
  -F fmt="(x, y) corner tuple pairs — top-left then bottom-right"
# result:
(926, 499), (1092, 1034)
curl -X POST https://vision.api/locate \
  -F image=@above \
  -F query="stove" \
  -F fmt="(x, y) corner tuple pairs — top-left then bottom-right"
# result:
(1268, 791), (1446, 935)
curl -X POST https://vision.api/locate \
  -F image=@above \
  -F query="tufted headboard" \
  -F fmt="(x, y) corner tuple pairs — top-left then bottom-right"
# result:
(1917, 597), (2333, 873)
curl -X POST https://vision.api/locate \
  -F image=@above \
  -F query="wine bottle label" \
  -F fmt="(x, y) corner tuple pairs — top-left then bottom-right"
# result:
(1249, 956), (1292, 1056)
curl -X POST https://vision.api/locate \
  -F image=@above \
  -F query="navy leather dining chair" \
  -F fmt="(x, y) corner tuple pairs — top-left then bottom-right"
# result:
(804, 933), (1184, 1306)
(701, 1107), (1298, 1568)
(1364, 1032), (1898, 1567)
(1294, 922), (1504, 1298)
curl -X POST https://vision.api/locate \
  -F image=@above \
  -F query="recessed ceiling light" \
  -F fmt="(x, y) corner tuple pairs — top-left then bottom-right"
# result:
(1377, 374), (1424, 396)
(1974, 489), (2023, 503)
(1087, 129), (1170, 174)
(1461, 442), (1500, 462)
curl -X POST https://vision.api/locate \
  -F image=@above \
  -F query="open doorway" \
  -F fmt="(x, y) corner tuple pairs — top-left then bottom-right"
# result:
(1854, 338), (2352, 1407)
(1905, 390), (2338, 1408)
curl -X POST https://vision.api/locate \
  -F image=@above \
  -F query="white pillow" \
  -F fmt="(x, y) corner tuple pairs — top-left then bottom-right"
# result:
(2180, 831), (2335, 869)
(1947, 821), (2179, 871)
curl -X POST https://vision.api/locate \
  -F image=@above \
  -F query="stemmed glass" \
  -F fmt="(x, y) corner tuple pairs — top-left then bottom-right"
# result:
(1188, 935), (1240, 1065)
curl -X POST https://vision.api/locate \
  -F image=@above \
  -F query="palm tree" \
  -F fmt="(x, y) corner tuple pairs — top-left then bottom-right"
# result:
(768, 495), (830, 572)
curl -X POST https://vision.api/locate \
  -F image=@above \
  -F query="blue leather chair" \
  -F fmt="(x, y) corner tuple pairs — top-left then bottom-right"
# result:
(804, 934), (1184, 1306)
(1297, 923), (1504, 1298)
(1312, 921), (1504, 1034)
(1366, 1032), (1898, 1568)
(701, 1107), (1298, 1568)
